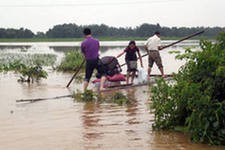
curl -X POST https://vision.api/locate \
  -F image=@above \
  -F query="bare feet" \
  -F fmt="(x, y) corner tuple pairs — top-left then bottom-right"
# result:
(162, 74), (166, 78)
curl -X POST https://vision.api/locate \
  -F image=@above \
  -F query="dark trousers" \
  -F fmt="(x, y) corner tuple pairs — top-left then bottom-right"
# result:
(85, 58), (99, 82)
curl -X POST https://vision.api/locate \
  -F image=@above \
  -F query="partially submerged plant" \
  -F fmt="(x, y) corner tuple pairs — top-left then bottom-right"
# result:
(111, 92), (130, 105)
(73, 90), (130, 106)
(57, 50), (84, 72)
(0, 60), (26, 72)
(18, 63), (48, 83)
(73, 90), (97, 102)
(0, 53), (57, 68)
(0, 52), (52, 82)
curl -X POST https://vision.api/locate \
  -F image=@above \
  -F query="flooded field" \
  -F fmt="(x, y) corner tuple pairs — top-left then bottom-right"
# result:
(0, 41), (224, 150)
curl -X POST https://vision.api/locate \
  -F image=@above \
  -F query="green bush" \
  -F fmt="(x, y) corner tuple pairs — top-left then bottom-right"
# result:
(151, 32), (225, 145)
(18, 63), (48, 83)
(57, 50), (84, 72)
(0, 61), (47, 83)
(0, 58), (48, 83)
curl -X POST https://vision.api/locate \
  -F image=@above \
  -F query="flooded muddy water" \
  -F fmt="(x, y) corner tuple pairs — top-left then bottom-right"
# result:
(0, 41), (224, 150)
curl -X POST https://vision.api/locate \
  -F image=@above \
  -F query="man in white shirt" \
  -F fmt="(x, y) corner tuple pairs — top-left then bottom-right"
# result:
(144, 31), (165, 79)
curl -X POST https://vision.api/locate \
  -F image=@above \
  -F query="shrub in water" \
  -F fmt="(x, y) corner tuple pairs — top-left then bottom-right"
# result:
(150, 32), (225, 145)
(0, 59), (48, 83)
(18, 63), (48, 83)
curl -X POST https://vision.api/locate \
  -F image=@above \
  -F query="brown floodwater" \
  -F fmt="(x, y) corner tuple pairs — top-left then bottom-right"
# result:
(0, 71), (224, 150)
(0, 41), (224, 150)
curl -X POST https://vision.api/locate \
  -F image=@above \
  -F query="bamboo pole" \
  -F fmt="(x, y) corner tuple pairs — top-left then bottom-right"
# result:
(16, 95), (72, 103)
(66, 59), (85, 87)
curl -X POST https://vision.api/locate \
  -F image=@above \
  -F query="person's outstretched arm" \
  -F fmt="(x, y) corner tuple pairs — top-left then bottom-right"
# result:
(117, 51), (125, 58)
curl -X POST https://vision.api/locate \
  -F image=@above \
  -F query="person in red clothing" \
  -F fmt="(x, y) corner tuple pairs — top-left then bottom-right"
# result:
(117, 41), (143, 84)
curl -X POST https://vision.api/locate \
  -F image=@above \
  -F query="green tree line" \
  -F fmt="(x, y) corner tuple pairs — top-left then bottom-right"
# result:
(0, 28), (34, 38)
(0, 23), (224, 38)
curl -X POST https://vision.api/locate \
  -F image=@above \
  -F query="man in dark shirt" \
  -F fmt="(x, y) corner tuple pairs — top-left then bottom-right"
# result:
(81, 28), (106, 91)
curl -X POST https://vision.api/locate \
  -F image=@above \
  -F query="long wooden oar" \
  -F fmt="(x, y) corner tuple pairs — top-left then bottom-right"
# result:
(66, 60), (85, 87)
(120, 30), (204, 67)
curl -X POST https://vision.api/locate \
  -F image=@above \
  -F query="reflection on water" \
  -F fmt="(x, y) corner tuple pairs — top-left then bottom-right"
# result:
(0, 41), (224, 150)
(79, 87), (152, 150)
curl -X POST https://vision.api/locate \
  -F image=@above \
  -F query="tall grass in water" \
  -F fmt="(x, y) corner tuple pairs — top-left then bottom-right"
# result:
(57, 50), (84, 72)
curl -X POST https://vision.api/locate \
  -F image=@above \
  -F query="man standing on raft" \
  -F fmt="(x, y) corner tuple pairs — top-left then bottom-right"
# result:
(81, 28), (106, 91)
(144, 31), (165, 79)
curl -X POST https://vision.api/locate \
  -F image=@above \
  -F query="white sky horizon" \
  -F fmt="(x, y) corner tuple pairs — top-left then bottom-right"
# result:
(0, 0), (224, 33)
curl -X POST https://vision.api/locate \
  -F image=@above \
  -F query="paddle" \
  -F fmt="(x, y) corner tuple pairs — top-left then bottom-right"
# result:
(120, 30), (204, 67)
(66, 59), (85, 87)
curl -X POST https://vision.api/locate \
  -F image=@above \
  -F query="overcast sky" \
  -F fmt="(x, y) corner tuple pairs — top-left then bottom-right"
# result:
(0, 0), (224, 33)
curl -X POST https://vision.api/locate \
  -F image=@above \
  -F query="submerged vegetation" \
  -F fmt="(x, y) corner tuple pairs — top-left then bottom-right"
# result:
(111, 92), (130, 105)
(150, 32), (225, 145)
(0, 48), (85, 82)
(73, 90), (129, 106)
(0, 53), (54, 82)
(0, 60), (48, 83)
(0, 53), (57, 70)
(18, 63), (48, 83)
(57, 50), (84, 72)
(73, 90), (97, 102)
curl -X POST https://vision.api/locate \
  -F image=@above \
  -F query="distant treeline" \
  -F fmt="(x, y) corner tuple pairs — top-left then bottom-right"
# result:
(0, 23), (224, 38)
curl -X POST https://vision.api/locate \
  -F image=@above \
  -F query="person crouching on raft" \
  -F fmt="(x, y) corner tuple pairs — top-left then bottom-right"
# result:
(117, 41), (143, 84)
